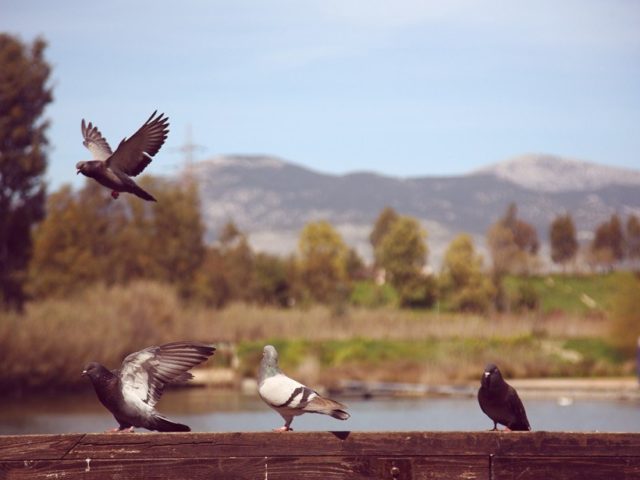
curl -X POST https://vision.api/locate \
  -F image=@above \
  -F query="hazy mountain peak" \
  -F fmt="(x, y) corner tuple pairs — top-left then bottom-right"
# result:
(475, 154), (640, 192)
(198, 154), (286, 170)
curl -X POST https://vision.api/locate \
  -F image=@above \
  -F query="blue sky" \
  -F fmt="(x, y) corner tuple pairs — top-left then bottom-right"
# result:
(2, 0), (639, 190)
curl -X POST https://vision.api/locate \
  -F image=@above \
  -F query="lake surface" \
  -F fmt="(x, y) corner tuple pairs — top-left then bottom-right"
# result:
(1, 388), (638, 435)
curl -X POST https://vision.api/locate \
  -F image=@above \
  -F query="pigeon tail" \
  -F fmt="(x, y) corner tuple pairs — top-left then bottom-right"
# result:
(150, 415), (190, 432)
(330, 409), (350, 421)
(132, 186), (157, 202)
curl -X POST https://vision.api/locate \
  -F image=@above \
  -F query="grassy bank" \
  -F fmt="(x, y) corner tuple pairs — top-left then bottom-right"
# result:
(0, 280), (632, 391)
(236, 336), (629, 386)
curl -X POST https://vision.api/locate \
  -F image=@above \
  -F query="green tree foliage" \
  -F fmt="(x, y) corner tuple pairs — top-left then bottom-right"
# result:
(549, 213), (578, 267)
(378, 216), (435, 307)
(218, 221), (255, 302)
(0, 34), (52, 309)
(345, 247), (366, 281)
(487, 203), (539, 276)
(28, 178), (205, 298)
(626, 215), (640, 261)
(591, 214), (624, 268)
(440, 234), (495, 313)
(370, 206), (399, 266)
(298, 220), (349, 303)
(191, 247), (231, 308)
(252, 253), (292, 307)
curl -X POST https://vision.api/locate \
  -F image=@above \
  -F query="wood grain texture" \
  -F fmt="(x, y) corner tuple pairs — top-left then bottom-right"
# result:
(0, 456), (488, 480)
(0, 434), (85, 461)
(0, 432), (637, 480)
(492, 456), (640, 480)
(59, 431), (640, 459)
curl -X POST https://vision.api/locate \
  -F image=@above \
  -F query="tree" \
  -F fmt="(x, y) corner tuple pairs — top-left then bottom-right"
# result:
(626, 215), (640, 261)
(591, 214), (624, 268)
(440, 234), (495, 312)
(28, 177), (206, 299)
(298, 221), (349, 303)
(370, 207), (399, 266)
(191, 247), (231, 308)
(146, 178), (206, 295)
(378, 216), (435, 307)
(252, 253), (292, 307)
(0, 34), (52, 309)
(28, 183), (126, 297)
(486, 203), (539, 276)
(549, 213), (578, 268)
(217, 220), (254, 302)
(345, 247), (366, 281)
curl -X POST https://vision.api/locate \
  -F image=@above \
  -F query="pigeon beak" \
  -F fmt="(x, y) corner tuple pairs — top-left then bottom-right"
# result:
(484, 372), (490, 378)
(81, 370), (87, 376)
(76, 169), (81, 175)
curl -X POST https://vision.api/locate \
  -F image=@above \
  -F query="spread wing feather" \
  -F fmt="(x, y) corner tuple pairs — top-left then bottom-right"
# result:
(81, 119), (113, 161)
(107, 111), (169, 176)
(118, 342), (214, 408)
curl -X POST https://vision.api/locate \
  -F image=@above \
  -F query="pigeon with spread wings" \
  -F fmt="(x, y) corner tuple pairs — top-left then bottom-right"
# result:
(76, 111), (169, 201)
(82, 341), (215, 432)
(258, 345), (350, 431)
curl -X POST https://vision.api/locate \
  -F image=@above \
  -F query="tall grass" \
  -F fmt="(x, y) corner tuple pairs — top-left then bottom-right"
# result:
(0, 280), (618, 391)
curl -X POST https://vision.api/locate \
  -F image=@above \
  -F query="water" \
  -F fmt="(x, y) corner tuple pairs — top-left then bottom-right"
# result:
(1, 388), (638, 435)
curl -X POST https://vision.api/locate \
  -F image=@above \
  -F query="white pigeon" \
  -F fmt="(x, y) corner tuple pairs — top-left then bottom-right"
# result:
(258, 344), (350, 431)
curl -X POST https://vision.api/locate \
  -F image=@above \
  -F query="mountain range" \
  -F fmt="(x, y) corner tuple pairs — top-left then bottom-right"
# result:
(187, 154), (640, 267)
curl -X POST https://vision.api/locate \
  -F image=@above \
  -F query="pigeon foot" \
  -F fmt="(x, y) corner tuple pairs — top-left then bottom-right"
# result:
(111, 191), (120, 199)
(273, 426), (293, 432)
(105, 426), (135, 433)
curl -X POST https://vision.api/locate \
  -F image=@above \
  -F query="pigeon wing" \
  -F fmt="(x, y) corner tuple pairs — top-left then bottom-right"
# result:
(508, 388), (530, 429)
(107, 111), (169, 176)
(81, 119), (113, 161)
(118, 342), (214, 408)
(259, 374), (318, 409)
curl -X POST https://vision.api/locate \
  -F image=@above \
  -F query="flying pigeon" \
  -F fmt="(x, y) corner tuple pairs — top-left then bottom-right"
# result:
(258, 345), (350, 431)
(82, 341), (215, 432)
(477, 363), (531, 431)
(76, 110), (169, 201)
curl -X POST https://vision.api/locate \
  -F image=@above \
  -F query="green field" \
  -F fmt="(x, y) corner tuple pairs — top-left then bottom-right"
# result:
(503, 271), (633, 315)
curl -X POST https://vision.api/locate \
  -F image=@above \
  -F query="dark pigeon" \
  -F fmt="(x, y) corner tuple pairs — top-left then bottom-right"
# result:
(82, 341), (215, 432)
(258, 345), (350, 431)
(478, 363), (531, 431)
(76, 110), (169, 202)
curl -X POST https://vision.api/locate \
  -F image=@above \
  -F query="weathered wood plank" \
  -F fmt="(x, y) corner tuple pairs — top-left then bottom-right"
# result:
(492, 456), (640, 480)
(56, 431), (640, 459)
(0, 434), (85, 461)
(0, 456), (488, 480)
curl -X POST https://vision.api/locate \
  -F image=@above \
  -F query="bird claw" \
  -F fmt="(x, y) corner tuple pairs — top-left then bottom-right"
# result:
(111, 191), (120, 199)
(273, 426), (293, 432)
(105, 426), (135, 433)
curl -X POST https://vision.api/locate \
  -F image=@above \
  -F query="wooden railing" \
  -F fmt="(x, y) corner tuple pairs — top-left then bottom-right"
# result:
(1, 431), (639, 479)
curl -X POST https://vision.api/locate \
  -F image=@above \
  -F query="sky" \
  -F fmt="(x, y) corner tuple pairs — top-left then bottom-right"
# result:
(2, 0), (639, 190)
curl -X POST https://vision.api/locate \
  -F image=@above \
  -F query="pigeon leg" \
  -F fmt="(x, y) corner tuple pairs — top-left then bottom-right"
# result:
(489, 421), (498, 431)
(111, 191), (120, 199)
(105, 427), (121, 433)
(273, 416), (294, 432)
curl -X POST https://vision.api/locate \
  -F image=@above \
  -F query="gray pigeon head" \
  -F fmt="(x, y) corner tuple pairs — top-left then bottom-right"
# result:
(76, 160), (102, 177)
(263, 345), (278, 365)
(258, 345), (281, 384)
(481, 363), (504, 389)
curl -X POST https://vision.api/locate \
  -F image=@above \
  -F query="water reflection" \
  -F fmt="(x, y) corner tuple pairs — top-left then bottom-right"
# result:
(1, 388), (638, 435)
